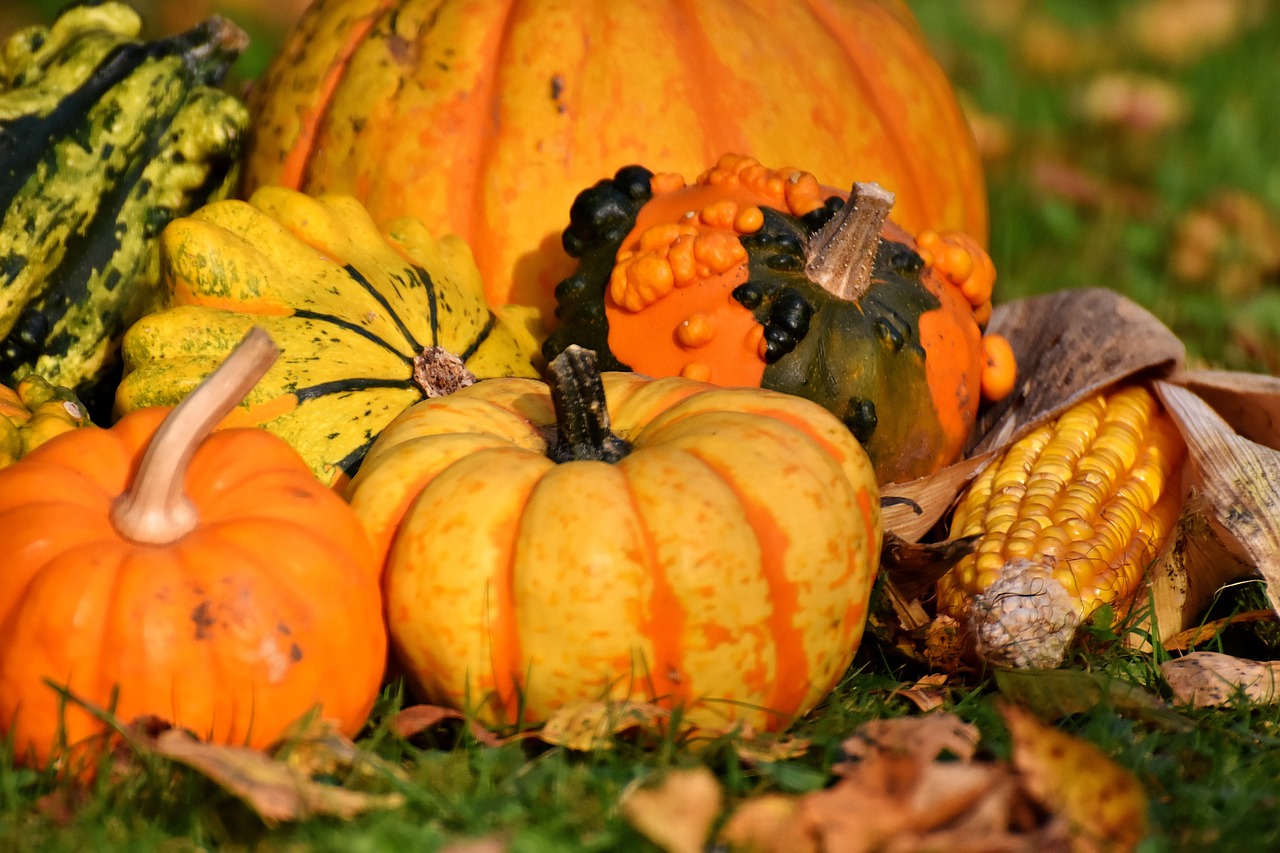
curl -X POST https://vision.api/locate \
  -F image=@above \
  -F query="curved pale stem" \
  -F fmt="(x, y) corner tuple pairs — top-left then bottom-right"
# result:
(110, 326), (280, 545)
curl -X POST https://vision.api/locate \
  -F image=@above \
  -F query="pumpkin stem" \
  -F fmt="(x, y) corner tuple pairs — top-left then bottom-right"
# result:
(804, 182), (895, 302)
(110, 327), (280, 545)
(413, 346), (477, 397)
(546, 345), (630, 463)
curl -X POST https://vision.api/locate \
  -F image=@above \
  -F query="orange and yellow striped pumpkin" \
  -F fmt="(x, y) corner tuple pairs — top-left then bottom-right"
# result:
(345, 346), (882, 731)
(243, 0), (987, 320)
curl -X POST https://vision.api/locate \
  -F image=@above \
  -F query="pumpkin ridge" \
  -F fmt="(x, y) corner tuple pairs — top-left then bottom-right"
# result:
(459, 0), (522, 272)
(616, 464), (690, 711)
(457, 313), (498, 362)
(292, 376), (417, 404)
(341, 264), (424, 352)
(665, 0), (752, 160)
(669, 444), (806, 727)
(276, 6), (388, 189)
(291, 308), (411, 357)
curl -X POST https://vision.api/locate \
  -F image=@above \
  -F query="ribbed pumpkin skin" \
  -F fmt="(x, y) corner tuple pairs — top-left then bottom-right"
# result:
(243, 0), (987, 319)
(115, 187), (539, 488)
(0, 3), (248, 414)
(0, 409), (387, 772)
(0, 376), (91, 468)
(346, 371), (882, 731)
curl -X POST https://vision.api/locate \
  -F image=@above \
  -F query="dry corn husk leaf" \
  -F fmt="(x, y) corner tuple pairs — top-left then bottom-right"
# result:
(882, 289), (1184, 543)
(1153, 380), (1280, 621)
(537, 700), (671, 751)
(1161, 650), (1280, 707)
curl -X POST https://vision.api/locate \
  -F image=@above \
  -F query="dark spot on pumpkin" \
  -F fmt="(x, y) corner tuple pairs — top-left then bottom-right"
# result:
(277, 622), (292, 636)
(290, 643), (303, 662)
(191, 601), (215, 640)
(550, 74), (566, 113)
(842, 397), (878, 444)
(385, 32), (414, 65)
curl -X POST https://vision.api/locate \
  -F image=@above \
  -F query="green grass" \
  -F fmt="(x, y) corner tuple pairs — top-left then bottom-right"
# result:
(5, 0), (1280, 849)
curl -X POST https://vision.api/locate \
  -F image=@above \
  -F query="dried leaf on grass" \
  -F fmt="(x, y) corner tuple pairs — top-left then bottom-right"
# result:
(537, 700), (670, 751)
(993, 669), (1193, 731)
(889, 674), (952, 713)
(620, 766), (722, 853)
(388, 703), (506, 747)
(150, 728), (405, 824)
(719, 711), (1150, 853)
(1002, 702), (1148, 852)
(1162, 650), (1280, 707)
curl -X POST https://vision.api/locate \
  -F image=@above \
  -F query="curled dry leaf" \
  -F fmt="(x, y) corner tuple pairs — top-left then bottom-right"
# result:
(388, 703), (506, 747)
(1162, 650), (1280, 707)
(1154, 380), (1280, 619)
(151, 728), (405, 824)
(537, 700), (670, 751)
(1001, 702), (1148, 852)
(842, 713), (981, 764)
(889, 674), (952, 713)
(1161, 609), (1277, 652)
(620, 766), (723, 853)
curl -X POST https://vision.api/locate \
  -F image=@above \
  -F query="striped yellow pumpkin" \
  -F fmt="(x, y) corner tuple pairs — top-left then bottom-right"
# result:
(115, 187), (539, 488)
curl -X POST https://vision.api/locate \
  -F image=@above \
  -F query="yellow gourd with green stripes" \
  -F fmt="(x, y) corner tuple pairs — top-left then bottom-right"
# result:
(115, 187), (540, 488)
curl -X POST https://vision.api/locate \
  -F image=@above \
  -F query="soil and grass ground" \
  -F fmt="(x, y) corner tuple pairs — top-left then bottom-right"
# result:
(4, 1), (1280, 850)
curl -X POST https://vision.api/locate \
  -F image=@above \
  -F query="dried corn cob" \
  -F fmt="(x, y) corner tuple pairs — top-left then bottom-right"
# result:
(936, 383), (1186, 668)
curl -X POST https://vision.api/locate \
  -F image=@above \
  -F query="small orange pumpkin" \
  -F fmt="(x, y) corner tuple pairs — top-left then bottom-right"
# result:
(346, 345), (882, 733)
(0, 328), (386, 773)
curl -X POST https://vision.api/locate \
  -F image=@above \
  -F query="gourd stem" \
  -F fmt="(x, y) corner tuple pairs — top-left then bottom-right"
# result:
(412, 346), (477, 398)
(804, 182), (895, 302)
(546, 345), (630, 464)
(110, 327), (280, 545)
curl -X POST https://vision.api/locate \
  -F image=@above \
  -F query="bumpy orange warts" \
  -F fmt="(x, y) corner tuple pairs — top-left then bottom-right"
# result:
(606, 154), (1015, 403)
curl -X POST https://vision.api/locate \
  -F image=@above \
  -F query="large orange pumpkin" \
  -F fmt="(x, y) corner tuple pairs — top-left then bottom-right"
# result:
(243, 0), (987, 319)
(346, 345), (882, 732)
(0, 329), (387, 773)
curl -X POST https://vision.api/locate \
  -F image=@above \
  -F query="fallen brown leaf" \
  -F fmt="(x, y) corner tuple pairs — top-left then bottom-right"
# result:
(720, 794), (816, 853)
(842, 713), (980, 764)
(389, 703), (505, 747)
(889, 674), (951, 713)
(1002, 702), (1148, 852)
(1162, 650), (1280, 707)
(620, 767), (722, 853)
(537, 700), (670, 751)
(1078, 73), (1189, 133)
(733, 731), (813, 765)
(151, 728), (405, 824)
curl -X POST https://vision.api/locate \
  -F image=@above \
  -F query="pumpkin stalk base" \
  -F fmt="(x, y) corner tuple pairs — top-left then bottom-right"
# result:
(546, 346), (630, 464)
(805, 182), (895, 302)
(110, 327), (279, 545)
(413, 347), (477, 398)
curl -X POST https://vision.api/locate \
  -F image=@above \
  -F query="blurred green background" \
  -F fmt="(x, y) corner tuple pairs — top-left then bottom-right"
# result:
(5, 0), (1280, 371)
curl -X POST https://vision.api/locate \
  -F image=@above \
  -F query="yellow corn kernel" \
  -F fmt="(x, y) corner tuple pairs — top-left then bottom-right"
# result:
(936, 383), (1186, 669)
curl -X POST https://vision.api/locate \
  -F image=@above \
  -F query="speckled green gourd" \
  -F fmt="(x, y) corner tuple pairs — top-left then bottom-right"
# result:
(0, 2), (249, 417)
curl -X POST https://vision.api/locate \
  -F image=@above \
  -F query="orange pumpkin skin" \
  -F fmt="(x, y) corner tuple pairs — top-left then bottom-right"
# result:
(0, 411), (387, 771)
(243, 0), (987, 319)
(346, 366), (882, 732)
